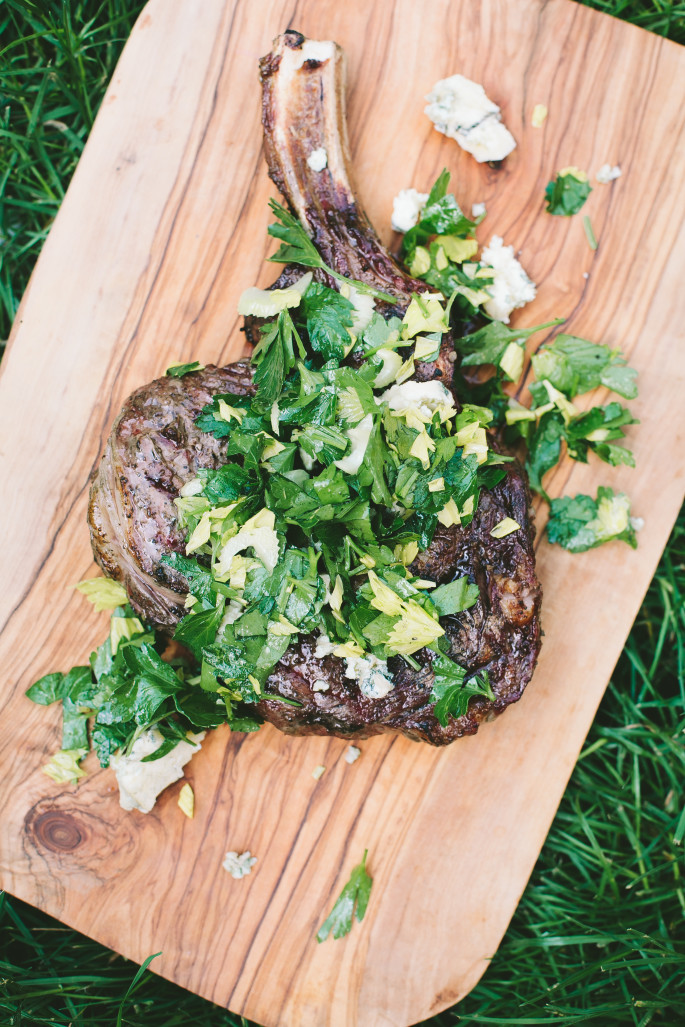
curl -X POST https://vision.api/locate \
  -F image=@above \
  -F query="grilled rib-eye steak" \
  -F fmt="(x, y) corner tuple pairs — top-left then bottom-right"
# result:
(88, 31), (542, 745)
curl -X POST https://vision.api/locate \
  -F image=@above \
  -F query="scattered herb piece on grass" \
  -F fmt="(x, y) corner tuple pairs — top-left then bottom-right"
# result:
(545, 167), (592, 215)
(317, 850), (373, 942)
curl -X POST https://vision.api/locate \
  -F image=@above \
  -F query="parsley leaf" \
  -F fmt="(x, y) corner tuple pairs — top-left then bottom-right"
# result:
(26, 666), (91, 705)
(430, 577), (480, 616)
(525, 413), (565, 498)
(268, 199), (395, 302)
(457, 320), (562, 381)
(300, 283), (354, 362)
(402, 169), (476, 254)
(317, 850), (373, 942)
(174, 600), (226, 659)
(430, 654), (494, 726)
(545, 168), (592, 215)
(251, 310), (303, 412)
(564, 402), (638, 466)
(546, 486), (638, 553)
(531, 334), (638, 400)
(166, 361), (204, 378)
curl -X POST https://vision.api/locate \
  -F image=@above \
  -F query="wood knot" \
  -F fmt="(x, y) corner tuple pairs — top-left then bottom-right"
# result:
(31, 810), (85, 852)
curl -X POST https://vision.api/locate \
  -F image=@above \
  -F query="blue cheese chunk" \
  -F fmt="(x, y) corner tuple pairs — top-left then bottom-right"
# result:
(425, 74), (516, 162)
(391, 188), (429, 232)
(344, 653), (394, 700)
(110, 729), (205, 814)
(480, 235), (536, 323)
(223, 850), (257, 879)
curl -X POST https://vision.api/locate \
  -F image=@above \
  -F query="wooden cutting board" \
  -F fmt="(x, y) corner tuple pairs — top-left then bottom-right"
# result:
(1, 1), (684, 1024)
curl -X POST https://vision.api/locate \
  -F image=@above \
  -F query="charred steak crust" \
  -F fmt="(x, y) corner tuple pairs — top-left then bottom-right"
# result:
(89, 363), (254, 631)
(259, 462), (540, 745)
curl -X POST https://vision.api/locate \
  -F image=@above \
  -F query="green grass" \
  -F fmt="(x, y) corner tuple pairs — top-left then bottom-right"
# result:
(1, 1), (684, 1024)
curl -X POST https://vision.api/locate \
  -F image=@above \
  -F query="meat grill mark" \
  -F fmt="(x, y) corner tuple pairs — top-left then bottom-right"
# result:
(88, 31), (542, 745)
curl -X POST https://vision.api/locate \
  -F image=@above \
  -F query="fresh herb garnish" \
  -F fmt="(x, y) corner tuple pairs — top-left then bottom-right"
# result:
(457, 319), (563, 381)
(545, 167), (592, 216)
(166, 361), (205, 378)
(546, 487), (638, 553)
(317, 850), (373, 942)
(430, 656), (494, 727)
(530, 334), (638, 400)
(267, 199), (395, 303)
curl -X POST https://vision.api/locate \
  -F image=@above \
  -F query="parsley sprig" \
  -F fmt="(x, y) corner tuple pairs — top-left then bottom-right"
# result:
(317, 850), (373, 942)
(268, 199), (397, 303)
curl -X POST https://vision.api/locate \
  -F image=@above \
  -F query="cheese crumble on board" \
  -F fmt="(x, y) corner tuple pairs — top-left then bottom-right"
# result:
(223, 851), (257, 879)
(425, 74), (516, 162)
(596, 163), (622, 183)
(110, 728), (205, 813)
(391, 188), (429, 233)
(480, 235), (537, 323)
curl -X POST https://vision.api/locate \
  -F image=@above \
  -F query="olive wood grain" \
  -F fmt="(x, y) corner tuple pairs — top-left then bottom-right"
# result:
(1, 1), (684, 1025)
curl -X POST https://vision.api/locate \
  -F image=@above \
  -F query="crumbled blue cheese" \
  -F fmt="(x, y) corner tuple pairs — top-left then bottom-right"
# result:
(425, 75), (516, 162)
(344, 653), (394, 699)
(314, 632), (337, 659)
(344, 745), (361, 764)
(391, 188), (429, 232)
(596, 163), (622, 184)
(223, 850), (257, 879)
(480, 235), (536, 323)
(471, 201), (486, 218)
(307, 147), (328, 172)
(313, 678), (330, 692)
(110, 729), (205, 814)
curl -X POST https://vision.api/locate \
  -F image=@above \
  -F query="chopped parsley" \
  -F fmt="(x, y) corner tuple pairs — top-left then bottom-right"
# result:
(530, 334), (638, 401)
(317, 850), (373, 942)
(545, 167), (592, 216)
(268, 200), (395, 303)
(156, 275), (504, 713)
(430, 657), (493, 726)
(166, 361), (205, 378)
(397, 170), (494, 326)
(546, 487), (638, 553)
(26, 601), (231, 780)
(27, 182), (642, 788)
(583, 215), (598, 250)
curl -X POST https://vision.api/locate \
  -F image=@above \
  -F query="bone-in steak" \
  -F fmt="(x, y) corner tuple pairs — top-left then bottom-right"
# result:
(88, 31), (542, 745)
